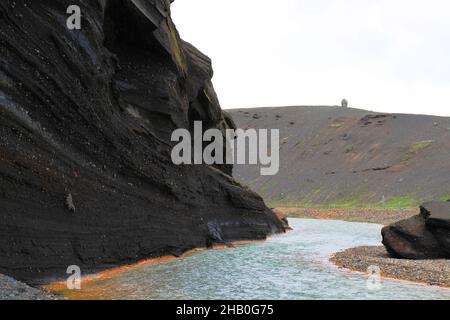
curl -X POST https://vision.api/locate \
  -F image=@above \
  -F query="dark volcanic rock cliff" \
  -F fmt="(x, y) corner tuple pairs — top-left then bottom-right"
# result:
(0, 0), (284, 283)
(382, 201), (450, 259)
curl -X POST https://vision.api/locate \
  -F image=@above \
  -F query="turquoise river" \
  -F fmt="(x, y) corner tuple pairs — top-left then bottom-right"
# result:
(55, 219), (450, 300)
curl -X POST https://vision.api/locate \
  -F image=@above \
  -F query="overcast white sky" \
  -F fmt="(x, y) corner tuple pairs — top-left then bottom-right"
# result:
(172, 0), (450, 116)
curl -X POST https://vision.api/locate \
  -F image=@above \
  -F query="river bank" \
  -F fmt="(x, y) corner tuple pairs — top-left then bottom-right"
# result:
(3, 212), (449, 299)
(44, 241), (265, 300)
(332, 246), (450, 288)
(0, 274), (60, 300)
(275, 208), (450, 288)
(275, 207), (418, 225)
(42, 219), (450, 300)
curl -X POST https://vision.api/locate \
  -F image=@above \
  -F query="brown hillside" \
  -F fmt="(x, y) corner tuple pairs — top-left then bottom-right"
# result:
(229, 106), (450, 208)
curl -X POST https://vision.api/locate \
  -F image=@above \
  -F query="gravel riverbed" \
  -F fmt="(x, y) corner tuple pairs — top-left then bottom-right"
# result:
(276, 207), (418, 225)
(332, 246), (450, 288)
(0, 274), (60, 300)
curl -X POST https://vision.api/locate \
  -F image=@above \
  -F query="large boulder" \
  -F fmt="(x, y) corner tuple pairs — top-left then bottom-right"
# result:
(381, 212), (445, 259)
(382, 201), (450, 259)
(422, 201), (450, 256)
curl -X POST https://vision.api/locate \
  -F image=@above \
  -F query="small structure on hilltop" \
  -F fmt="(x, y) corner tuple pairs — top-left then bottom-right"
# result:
(341, 99), (348, 108)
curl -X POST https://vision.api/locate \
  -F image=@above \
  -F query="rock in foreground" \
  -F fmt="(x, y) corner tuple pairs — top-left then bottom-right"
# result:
(382, 201), (450, 259)
(0, 0), (285, 283)
(422, 201), (450, 256)
(0, 274), (59, 300)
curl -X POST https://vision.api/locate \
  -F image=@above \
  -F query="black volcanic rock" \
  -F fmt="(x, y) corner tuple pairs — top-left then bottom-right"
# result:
(422, 201), (450, 256)
(0, 0), (285, 283)
(381, 214), (444, 259)
(382, 202), (450, 259)
(422, 201), (450, 227)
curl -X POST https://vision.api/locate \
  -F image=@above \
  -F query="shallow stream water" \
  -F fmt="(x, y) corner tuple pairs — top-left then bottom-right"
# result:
(57, 219), (450, 300)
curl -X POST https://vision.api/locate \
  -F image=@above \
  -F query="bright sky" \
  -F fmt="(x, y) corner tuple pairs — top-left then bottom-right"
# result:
(172, 0), (450, 117)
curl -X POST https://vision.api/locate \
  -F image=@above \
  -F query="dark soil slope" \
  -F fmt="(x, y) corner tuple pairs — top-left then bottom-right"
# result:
(0, 0), (284, 283)
(230, 106), (450, 208)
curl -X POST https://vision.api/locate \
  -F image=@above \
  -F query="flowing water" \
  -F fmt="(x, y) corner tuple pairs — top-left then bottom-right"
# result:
(59, 219), (450, 300)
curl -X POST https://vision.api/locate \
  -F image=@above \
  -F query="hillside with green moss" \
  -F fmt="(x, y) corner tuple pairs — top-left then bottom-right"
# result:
(230, 106), (450, 209)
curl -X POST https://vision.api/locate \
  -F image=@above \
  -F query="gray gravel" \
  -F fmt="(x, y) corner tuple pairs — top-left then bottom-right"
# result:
(332, 246), (450, 287)
(0, 274), (60, 300)
(279, 208), (418, 225)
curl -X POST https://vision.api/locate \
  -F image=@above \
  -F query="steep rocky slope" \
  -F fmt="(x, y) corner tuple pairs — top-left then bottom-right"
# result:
(230, 106), (450, 208)
(0, 0), (284, 283)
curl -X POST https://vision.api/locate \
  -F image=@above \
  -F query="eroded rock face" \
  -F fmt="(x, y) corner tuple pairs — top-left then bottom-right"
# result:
(382, 201), (450, 259)
(0, 0), (285, 283)
(381, 214), (444, 259)
(422, 201), (450, 256)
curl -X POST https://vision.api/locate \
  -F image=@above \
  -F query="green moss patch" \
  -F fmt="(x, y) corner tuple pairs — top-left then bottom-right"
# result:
(401, 140), (434, 161)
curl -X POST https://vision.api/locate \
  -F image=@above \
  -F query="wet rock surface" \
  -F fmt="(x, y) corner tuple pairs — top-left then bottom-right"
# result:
(0, 0), (285, 284)
(382, 201), (450, 259)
